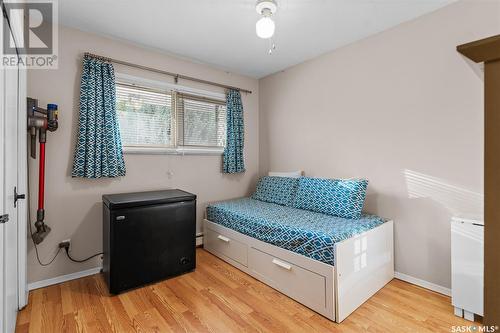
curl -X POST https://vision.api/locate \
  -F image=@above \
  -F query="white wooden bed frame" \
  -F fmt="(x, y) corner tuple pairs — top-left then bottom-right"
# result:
(203, 219), (394, 322)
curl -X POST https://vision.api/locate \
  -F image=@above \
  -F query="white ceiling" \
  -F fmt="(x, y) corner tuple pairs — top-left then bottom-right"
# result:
(59, 0), (455, 78)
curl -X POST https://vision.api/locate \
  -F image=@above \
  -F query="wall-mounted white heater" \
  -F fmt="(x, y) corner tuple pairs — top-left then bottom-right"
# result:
(451, 216), (484, 321)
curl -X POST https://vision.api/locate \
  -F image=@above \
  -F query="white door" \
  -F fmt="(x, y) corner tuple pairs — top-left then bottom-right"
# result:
(0, 57), (5, 333)
(0, 14), (20, 333)
(4, 65), (20, 333)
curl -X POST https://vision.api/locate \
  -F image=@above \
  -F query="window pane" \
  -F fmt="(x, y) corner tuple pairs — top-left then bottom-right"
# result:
(116, 84), (172, 146)
(178, 95), (226, 148)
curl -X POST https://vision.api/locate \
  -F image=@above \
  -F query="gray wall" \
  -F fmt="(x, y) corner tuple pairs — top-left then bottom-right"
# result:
(259, 0), (499, 288)
(27, 26), (259, 283)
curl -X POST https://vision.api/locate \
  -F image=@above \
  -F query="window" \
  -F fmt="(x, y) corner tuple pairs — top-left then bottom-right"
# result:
(115, 80), (227, 154)
(177, 93), (226, 148)
(116, 83), (174, 147)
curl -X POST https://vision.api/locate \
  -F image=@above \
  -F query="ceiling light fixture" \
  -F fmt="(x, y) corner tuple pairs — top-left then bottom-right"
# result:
(255, 0), (277, 39)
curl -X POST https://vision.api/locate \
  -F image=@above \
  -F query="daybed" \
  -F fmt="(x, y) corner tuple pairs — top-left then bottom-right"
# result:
(203, 176), (394, 323)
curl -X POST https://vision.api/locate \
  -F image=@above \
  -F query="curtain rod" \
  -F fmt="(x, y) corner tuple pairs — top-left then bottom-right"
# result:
(83, 52), (252, 94)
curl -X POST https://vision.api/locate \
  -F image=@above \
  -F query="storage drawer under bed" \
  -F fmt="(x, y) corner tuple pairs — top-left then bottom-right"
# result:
(248, 247), (327, 311)
(204, 226), (248, 266)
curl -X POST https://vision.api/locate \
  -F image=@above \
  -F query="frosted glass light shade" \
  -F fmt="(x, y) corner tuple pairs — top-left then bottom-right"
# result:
(256, 17), (275, 39)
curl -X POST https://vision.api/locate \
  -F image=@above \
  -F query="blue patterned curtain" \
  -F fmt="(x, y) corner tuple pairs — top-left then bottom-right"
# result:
(72, 56), (126, 178)
(223, 90), (245, 173)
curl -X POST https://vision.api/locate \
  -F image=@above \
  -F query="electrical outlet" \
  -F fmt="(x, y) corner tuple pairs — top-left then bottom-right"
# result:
(58, 239), (71, 249)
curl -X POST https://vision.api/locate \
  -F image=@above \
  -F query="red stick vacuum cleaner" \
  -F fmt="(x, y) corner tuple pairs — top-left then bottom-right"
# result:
(27, 98), (58, 244)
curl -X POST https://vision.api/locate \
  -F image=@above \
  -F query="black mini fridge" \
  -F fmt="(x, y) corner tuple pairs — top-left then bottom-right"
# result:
(102, 189), (196, 294)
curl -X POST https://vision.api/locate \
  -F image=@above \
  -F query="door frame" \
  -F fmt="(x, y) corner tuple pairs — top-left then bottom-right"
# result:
(457, 34), (500, 325)
(0, 36), (6, 333)
(0, 0), (28, 327)
(17, 59), (27, 309)
(1, 0), (28, 314)
(7, 3), (28, 309)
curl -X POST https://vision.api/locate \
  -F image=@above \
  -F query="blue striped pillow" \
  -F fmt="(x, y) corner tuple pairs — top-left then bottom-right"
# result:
(293, 177), (368, 219)
(252, 176), (299, 206)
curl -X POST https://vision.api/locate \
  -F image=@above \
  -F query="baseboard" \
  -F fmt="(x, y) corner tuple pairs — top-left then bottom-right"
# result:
(30, 235), (204, 290)
(28, 266), (102, 291)
(394, 271), (451, 296)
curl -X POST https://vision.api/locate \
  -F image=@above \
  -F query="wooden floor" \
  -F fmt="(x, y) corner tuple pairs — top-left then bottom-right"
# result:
(17, 249), (474, 333)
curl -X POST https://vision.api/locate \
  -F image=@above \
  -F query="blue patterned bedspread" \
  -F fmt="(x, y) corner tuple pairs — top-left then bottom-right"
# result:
(206, 198), (386, 266)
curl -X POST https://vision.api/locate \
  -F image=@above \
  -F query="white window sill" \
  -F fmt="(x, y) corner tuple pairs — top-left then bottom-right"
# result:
(123, 146), (224, 156)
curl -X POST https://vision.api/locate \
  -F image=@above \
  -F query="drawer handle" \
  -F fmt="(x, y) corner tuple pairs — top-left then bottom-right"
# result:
(272, 258), (292, 271)
(217, 235), (230, 243)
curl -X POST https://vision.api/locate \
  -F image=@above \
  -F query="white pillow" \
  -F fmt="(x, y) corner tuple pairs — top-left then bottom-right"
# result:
(268, 171), (303, 178)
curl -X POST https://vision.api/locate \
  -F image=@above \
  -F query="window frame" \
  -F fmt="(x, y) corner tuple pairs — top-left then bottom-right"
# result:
(115, 73), (227, 155)
(116, 81), (175, 149)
